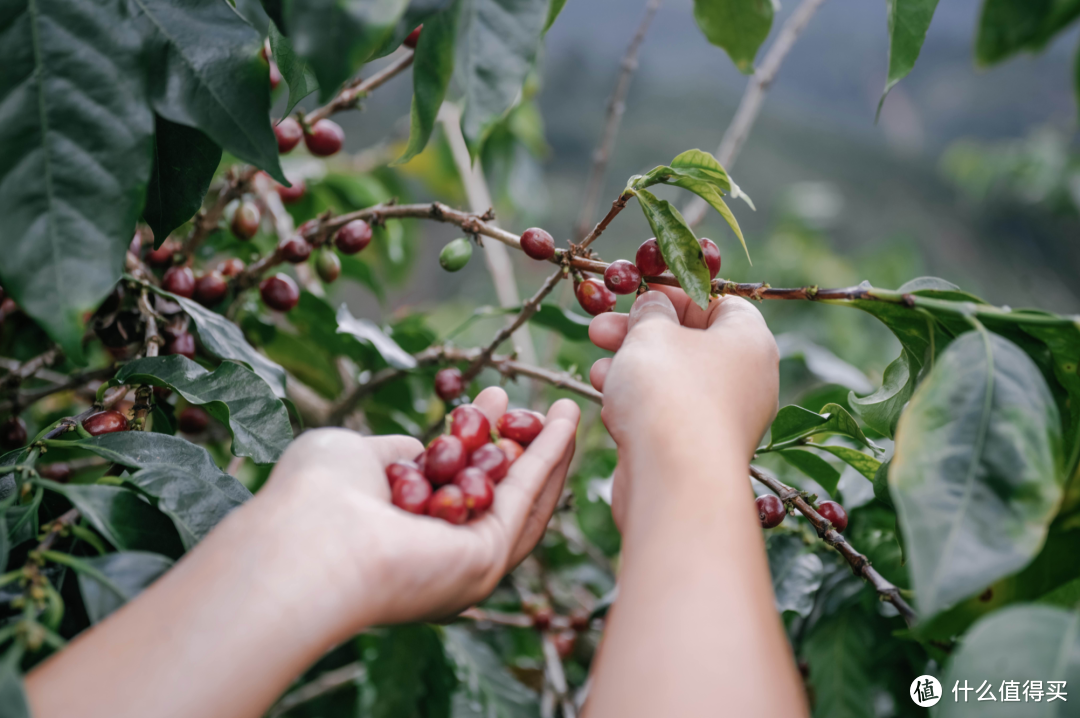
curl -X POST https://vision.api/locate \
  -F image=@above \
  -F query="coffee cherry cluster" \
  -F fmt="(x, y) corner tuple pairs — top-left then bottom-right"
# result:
(755, 494), (848, 533)
(387, 406), (544, 524)
(273, 117), (345, 158)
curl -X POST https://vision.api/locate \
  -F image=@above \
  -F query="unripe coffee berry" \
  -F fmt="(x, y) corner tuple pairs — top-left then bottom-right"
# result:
(817, 500), (848, 533)
(259, 274), (300, 312)
(218, 258), (246, 277)
(393, 476), (433, 515)
(146, 240), (176, 268)
(603, 259), (641, 295)
(386, 460), (423, 490)
(520, 227), (555, 260)
(82, 410), (129, 436)
(434, 367), (463, 401)
(403, 24), (422, 49)
(334, 220), (372, 254)
(424, 435), (467, 485)
(162, 266), (196, 298)
(699, 238), (721, 279)
(576, 277), (616, 316)
(178, 406), (211, 433)
(231, 200), (261, 240)
(304, 119), (345, 157)
(428, 485), (469, 524)
(635, 237), (666, 276)
(0, 416), (28, 450)
(276, 179), (306, 204)
(164, 331), (196, 360)
(194, 271), (228, 307)
(449, 405), (491, 453)
(274, 117), (303, 154)
(496, 438), (524, 466)
(496, 409), (543, 446)
(756, 494), (785, 529)
(468, 443), (509, 483)
(280, 236), (312, 264)
(453, 467), (495, 514)
(439, 238), (473, 272)
(315, 250), (341, 283)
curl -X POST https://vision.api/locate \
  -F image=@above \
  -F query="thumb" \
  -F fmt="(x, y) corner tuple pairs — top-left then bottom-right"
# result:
(626, 291), (679, 334)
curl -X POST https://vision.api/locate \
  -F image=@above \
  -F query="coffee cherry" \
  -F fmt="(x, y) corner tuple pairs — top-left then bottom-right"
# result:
(520, 227), (555, 260)
(146, 240), (176, 268)
(428, 484), (469, 524)
(699, 238), (721, 279)
(439, 238), (473, 272)
(259, 274), (300, 312)
(453, 467), (495, 514)
(635, 237), (666, 276)
(434, 368), (463, 401)
(449, 405), (491, 453)
(82, 410), (128, 436)
(576, 277), (616, 316)
(603, 259), (641, 295)
(178, 406), (210, 434)
(164, 331), (196, 359)
(403, 24), (423, 49)
(268, 60), (282, 90)
(414, 450), (427, 476)
(531, 606), (553, 631)
(304, 119), (345, 157)
(37, 462), (72, 483)
(496, 438), (524, 466)
(569, 609), (590, 632)
(386, 460), (423, 490)
(162, 266), (196, 298)
(553, 630), (576, 659)
(756, 495), (785, 529)
(0, 417), (28, 451)
(393, 476), (433, 515)
(315, 250), (341, 283)
(496, 409), (543, 446)
(275, 117), (303, 154)
(218, 258), (246, 277)
(280, 236), (312, 264)
(817, 500), (848, 533)
(231, 200), (261, 240)
(334, 220), (372, 255)
(468, 443), (509, 483)
(424, 435), (467, 485)
(276, 178), (306, 204)
(194, 271), (228, 307)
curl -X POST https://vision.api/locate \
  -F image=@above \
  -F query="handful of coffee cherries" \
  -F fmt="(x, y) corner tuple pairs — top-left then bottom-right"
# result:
(386, 405), (545, 524)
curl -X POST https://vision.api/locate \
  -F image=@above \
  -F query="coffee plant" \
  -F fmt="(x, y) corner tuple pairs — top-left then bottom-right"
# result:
(1, 0), (1079, 715)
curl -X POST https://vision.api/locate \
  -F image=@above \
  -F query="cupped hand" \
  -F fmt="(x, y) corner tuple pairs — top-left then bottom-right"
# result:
(257, 387), (579, 635)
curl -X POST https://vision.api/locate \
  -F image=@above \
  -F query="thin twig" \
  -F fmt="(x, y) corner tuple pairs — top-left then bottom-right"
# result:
(267, 661), (366, 718)
(683, 0), (828, 227)
(0, 366), (117, 417)
(0, 348), (61, 393)
(541, 633), (577, 718)
(576, 192), (632, 252)
(574, 0), (662, 240)
(304, 51), (415, 125)
(132, 291), (162, 431)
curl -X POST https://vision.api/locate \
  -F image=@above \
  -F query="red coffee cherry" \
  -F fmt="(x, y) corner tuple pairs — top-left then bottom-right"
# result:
(218, 258), (246, 277)
(386, 460), (423, 490)
(393, 476), (433, 515)
(553, 630), (577, 659)
(424, 435), (467, 485)
(434, 367), (463, 401)
(194, 271), (228, 307)
(449, 405), (491, 453)
(468, 443), (509, 483)
(496, 409), (543, 446)
(817, 500), (848, 533)
(268, 60), (282, 90)
(453, 467), (495, 515)
(699, 238), (721, 279)
(259, 274), (300, 312)
(414, 450), (427, 476)
(82, 410), (129, 436)
(279, 236), (312, 264)
(37, 462), (72, 483)
(569, 609), (590, 633)
(164, 331), (196, 360)
(428, 484), (469, 524)
(275, 117), (303, 154)
(576, 277), (616, 316)
(635, 237), (666, 276)
(520, 227), (555, 261)
(162, 266), (196, 298)
(231, 200), (261, 240)
(146, 240), (176, 268)
(0, 416), (28, 450)
(403, 24), (423, 49)
(178, 406), (211, 433)
(496, 438), (524, 466)
(603, 259), (642, 295)
(756, 495), (786, 529)
(276, 178), (306, 204)
(334, 220), (372, 255)
(304, 119), (345, 157)
(530, 606), (553, 631)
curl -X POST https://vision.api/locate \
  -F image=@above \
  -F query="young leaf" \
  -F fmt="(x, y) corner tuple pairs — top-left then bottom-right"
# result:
(364, 624), (457, 718)
(114, 355), (293, 463)
(767, 534), (825, 617)
(803, 613), (875, 718)
(443, 626), (539, 717)
(545, 0), (568, 31)
(849, 349), (916, 439)
(77, 551), (175, 624)
(633, 189), (712, 310)
(975, 0), (1080, 66)
(368, 0), (457, 60)
(779, 448), (841, 496)
(43, 483), (185, 558)
(692, 0), (774, 73)
(143, 115), (222, 246)
(337, 304), (417, 369)
(891, 330), (1064, 618)
(767, 403), (879, 453)
(879, 0), (941, 116)
(396, 2), (459, 165)
(268, 21), (318, 117)
(0, 0), (154, 362)
(814, 445), (882, 482)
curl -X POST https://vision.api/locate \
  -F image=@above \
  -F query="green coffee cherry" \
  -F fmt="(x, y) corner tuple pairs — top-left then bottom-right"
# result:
(315, 249), (341, 283)
(439, 238), (473, 272)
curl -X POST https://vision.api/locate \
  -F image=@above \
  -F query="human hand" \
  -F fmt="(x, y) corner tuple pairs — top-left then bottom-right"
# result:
(254, 387), (579, 638)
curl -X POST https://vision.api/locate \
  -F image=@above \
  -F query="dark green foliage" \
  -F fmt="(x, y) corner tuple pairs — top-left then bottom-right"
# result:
(143, 116), (222, 246)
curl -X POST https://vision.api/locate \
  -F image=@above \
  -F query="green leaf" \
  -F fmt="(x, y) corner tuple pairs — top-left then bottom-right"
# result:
(286, 0), (410, 100)
(0, 0), (154, 361)
(872, 459), (893, 508)
(337, 304), (417, 369)
(940, 605), (1080, 718)
(530, 304), (592, 342)
(135, 0), (287, 183)
(692, 0), (774, 73)
(0, 648), (31, 718)
(396, 2), (459, 165)
(975, 0), (1080, 66)
(815, 445), (881, 482)
(143, 114), (222, 246)
(77, 551), (174, 624)
(268, 21), (318, 117)
(767, 534), (824, 617)
(878, 0), (940, 115)
(544, 0), (567, 31)
(364, 624), (457, 718)
(456, 0), (549, 154)
(849, 349), (916, 439)
(114, 355), (293, 463)
(633, 188), (711, 310)
(767, 403), (879, 453)
(44, 482), (184, 558)
(368, 0), (456, 60)
(443, 626), (539, 718)
(891, 330), (1065, 618)
(803, 613), (875, 718)
(779, 449), (841, 495)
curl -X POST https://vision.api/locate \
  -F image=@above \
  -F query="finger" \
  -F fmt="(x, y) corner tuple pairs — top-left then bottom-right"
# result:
(646, 284), (697, 324)
(508, 430), (576, 567)
(626, 291), (679, 336)
(471, 385), (509, 425)
(368, 435), (425, 466)
(589, 357), (612, 392)
(706, 294), (768, 333)
(589, 312), (629, 352)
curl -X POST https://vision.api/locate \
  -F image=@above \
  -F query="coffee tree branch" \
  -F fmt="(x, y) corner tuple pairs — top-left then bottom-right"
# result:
(304, 50), (416, 125)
